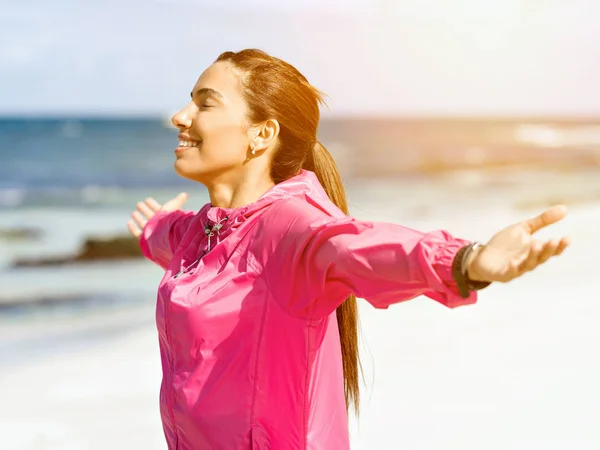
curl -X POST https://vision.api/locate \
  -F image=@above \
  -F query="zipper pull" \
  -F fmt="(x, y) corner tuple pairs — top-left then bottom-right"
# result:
(173, 217), (228, 280)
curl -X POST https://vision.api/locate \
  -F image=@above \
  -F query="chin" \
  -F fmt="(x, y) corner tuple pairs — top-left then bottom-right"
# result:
(174, 160), (204, 182)
(175, 160), (223, 186)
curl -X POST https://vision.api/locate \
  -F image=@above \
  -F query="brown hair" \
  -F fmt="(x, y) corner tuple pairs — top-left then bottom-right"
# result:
(215, 49), (362, 415)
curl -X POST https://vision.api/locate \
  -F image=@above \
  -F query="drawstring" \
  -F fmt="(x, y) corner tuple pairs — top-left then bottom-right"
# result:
(174, 216), (229, 278)
(204, 215), (228, 252)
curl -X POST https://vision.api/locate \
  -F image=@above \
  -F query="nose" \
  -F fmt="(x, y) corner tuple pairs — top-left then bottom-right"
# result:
(171, 107), (192, 130)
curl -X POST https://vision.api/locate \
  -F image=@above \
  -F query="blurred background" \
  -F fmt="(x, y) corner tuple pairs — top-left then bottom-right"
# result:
(1, 1), (599, 449)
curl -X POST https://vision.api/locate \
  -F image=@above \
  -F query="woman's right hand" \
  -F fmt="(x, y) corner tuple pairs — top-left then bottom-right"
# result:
(127, 192), (189, 240)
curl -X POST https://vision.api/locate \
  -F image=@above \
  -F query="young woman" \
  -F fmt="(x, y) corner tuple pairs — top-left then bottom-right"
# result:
(127, 49), (570, 450)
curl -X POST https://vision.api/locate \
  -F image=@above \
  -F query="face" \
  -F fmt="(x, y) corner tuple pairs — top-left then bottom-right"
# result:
(171, 61), (252, 184)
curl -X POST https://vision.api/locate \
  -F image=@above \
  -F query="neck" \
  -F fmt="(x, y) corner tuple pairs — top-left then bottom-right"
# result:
(207, 169), (275, 209)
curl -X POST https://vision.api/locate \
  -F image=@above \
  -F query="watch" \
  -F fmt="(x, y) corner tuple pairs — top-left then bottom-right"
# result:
(452, 242), (491, 298)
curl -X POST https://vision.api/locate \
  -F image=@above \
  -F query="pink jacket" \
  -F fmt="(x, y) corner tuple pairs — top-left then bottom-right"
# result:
(140, 169), (477, 450)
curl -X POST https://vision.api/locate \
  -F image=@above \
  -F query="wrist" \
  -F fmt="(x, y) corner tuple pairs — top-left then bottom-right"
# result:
(465, 245), (486, 282)
(452, 242), (490, 298)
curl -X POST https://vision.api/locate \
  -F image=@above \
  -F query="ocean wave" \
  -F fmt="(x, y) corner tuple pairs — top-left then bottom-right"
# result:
(0, 184), (204, 209)
(0, 188), (26, 207)
(0, 185), (132, 209)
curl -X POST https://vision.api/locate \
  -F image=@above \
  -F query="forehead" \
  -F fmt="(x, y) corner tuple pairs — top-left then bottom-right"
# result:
(193, 61), (244, 102)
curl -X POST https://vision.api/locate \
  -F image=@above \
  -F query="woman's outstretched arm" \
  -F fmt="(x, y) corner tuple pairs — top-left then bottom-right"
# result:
(263, 199), (569, 320)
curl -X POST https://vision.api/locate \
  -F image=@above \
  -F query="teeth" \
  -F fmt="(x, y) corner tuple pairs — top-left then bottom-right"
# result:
(178, 140), (199, 147)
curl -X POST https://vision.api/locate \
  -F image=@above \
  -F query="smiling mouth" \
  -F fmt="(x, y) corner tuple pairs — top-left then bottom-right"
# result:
(177, 139), (201, 148)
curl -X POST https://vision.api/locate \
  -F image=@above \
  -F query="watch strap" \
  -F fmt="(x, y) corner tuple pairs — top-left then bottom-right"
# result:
(452, 242), (491, 298)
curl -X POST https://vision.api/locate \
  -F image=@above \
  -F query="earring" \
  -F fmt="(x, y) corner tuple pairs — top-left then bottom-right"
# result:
(251, 147), (256, 155)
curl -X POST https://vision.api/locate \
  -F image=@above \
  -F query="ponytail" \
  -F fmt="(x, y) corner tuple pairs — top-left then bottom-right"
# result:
(303, 141), (363, 416)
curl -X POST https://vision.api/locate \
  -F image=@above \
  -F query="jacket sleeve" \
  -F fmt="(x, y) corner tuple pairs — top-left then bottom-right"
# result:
(264, 202), (477, 320)
(139, 210), (196, 270)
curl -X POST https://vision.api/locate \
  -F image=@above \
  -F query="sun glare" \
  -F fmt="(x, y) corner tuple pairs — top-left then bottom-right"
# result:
(378, 0), (552, 21)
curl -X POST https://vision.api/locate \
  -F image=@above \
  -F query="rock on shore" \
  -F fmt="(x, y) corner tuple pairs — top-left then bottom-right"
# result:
(12, 234), (143, 267)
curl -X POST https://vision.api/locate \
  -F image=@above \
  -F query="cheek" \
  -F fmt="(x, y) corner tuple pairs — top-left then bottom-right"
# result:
(199, 118), (249, 154)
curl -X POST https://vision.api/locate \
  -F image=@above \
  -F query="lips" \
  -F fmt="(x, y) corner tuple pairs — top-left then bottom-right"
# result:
(177, 133), (201, 148)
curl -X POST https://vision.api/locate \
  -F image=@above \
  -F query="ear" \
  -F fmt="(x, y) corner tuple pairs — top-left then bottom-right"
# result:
(251, 119), (280, 153)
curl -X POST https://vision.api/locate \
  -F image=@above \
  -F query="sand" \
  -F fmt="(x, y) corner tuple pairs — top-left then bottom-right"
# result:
(0, 202), (597, 449)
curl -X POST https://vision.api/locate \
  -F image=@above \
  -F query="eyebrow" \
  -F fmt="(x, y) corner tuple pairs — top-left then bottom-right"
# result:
(190, 87), (224, 100)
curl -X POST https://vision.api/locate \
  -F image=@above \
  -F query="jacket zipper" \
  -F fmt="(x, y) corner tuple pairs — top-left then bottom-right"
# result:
(164, 230), (208, 448)
(164, 216), (229, 448)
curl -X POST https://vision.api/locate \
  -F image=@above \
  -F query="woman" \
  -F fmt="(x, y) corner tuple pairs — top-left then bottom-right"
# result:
(127, 49), (570, 450)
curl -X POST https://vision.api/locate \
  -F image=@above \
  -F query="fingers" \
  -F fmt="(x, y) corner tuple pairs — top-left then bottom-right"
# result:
(128, 193), (190, 240)
(556, 236), (571, 255)
(134, 198), (161, 232)
(518, 236), (572, 275)
(127, 219), (142, 239)
(128, 197), (161, 240)
(131, 210), (147, 229)
(162, 192), (189, 211)
(537, 239), (561, 265)
(525, 205), (568, 234)
(136, 201), (155, 219)
(145, 197), (162, 212)
(519, 240), (545, 273)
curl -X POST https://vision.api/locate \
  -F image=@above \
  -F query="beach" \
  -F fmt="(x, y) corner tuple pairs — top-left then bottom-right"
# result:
(0, 195), (596, 449)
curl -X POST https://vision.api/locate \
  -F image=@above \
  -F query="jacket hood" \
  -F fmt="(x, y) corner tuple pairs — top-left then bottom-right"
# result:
(202, 169), (333, 229)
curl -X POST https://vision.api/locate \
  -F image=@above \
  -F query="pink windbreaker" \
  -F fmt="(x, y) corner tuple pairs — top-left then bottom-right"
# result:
(140, 169), (477, 450)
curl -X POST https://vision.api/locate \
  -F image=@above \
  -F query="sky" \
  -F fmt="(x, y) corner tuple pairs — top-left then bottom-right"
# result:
(1, 0), (599, 117)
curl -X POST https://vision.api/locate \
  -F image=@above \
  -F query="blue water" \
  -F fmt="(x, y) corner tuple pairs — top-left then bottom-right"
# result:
(0, 117), (199, 208)
(4, 116), (599, 210)
(0, 115), (523, 209)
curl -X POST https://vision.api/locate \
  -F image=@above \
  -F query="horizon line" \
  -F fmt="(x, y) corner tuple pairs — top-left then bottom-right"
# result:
(3, 113), (600, 124)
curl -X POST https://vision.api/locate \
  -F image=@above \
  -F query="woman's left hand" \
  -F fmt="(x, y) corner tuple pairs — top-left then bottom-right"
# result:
(466, 205), (571, 283)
